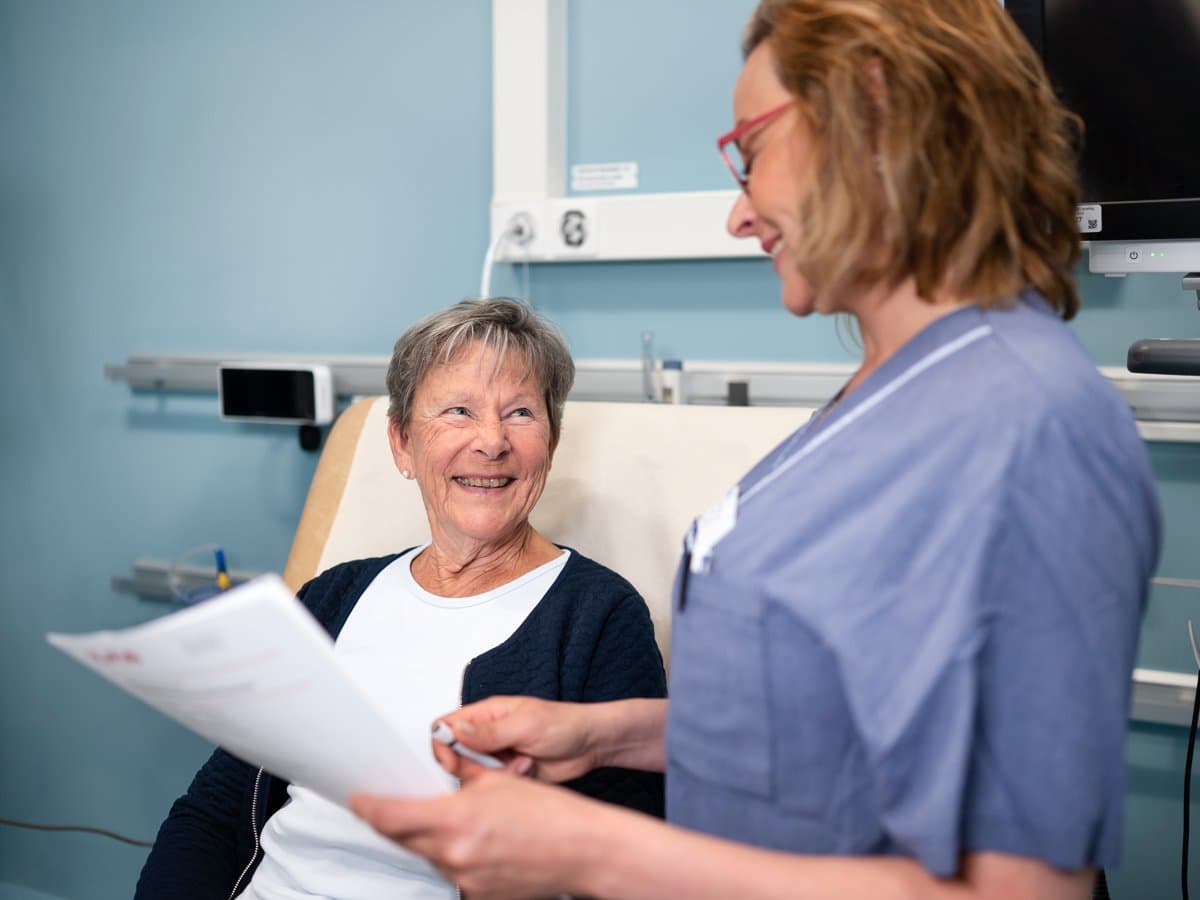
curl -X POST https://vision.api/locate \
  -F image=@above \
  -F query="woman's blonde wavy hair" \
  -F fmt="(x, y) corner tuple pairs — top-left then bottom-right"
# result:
(744, 0), (1082, 318)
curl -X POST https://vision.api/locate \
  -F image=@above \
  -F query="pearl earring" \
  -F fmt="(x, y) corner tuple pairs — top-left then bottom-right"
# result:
(401, 469), (412, 479)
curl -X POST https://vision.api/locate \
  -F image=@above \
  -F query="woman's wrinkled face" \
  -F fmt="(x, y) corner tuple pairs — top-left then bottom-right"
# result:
(726, 43), (818, 317)
(389, 341), (553, 554)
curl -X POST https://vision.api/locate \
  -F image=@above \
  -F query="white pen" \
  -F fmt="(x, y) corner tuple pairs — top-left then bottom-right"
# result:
(431, 720), (505, 769)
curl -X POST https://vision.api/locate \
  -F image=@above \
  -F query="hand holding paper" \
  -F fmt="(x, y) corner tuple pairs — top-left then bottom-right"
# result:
(47, 575), (448, 806)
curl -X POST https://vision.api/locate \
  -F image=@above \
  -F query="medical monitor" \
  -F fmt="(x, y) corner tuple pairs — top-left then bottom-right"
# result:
(218, 363), (334, 426)
(1006, 0), (1200, 274)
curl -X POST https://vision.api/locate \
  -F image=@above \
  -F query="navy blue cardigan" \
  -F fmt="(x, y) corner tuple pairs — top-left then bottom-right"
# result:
(135, 548), (667, 899)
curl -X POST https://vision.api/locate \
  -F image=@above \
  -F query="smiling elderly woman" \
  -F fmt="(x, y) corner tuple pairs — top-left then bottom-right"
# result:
(134, 298), (667, 900)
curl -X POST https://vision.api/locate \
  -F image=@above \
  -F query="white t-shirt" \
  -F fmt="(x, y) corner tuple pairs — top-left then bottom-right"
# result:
(240, 546), (571, 900)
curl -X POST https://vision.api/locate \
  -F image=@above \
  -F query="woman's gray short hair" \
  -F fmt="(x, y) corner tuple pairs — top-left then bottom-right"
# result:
(386, 298), (576, 447)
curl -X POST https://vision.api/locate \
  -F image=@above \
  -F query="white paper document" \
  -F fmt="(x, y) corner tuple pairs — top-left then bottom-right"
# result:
(47, 575), (448, 807)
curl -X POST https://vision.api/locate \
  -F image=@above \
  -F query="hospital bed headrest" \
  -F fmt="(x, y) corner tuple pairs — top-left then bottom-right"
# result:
(284, 397), (804, 659)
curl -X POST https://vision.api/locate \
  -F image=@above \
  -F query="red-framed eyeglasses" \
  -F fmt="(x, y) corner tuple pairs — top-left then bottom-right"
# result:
(716, 100), (792, 190)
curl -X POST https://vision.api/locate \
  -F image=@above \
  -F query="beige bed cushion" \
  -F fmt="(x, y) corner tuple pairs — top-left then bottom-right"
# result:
(284, 397), (806, 659)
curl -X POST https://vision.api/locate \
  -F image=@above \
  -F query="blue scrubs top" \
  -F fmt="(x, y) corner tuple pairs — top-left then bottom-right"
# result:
(665, 293), (1160, 876)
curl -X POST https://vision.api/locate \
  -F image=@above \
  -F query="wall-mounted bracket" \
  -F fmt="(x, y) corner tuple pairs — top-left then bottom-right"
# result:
(1185, 272), (1200, 310)
(111, 558), (262, 602)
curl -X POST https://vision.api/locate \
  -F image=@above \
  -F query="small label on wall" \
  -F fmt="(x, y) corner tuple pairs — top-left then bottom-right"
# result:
(1076, 204), (1102, 234)
(571, 162), (638, 192)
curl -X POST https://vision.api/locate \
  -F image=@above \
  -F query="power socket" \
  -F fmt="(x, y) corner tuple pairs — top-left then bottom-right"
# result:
(490, 204), (543, 261)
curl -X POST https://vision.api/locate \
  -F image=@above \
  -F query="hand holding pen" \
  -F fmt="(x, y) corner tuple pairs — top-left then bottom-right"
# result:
(431, 721), (505, 771)
(428, 696), (626, 785)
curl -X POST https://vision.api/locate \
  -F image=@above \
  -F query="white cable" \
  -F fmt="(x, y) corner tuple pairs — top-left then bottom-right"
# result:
(479, 227), (508, 299)
(518, 231), (532, 303)
(480, 213), (536, 299)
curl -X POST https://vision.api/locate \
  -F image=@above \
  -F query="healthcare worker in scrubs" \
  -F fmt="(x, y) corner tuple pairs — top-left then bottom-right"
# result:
(352, 1), (1161, 897)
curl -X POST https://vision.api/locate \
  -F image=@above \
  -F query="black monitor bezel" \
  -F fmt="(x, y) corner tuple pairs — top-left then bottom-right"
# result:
(1005, 0), (1200, 242)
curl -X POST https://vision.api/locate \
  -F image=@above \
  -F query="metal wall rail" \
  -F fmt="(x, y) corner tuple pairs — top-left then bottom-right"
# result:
(1132, 668), (1197, 727)
(105, 354), (1200, 440)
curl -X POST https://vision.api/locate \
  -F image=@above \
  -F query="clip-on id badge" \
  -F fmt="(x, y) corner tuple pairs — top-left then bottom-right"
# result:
(689, 485), (739, 575)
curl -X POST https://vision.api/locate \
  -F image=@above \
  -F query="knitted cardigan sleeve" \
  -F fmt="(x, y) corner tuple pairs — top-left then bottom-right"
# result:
(133, 745), (261, 900)
(563, 588), (668, 817)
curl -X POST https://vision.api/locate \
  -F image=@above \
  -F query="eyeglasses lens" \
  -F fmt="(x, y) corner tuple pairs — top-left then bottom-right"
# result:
(720, 140), (750, 189)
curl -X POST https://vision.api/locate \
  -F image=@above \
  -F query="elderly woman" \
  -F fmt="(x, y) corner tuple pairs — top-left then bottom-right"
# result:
(134, 298), (666, 900)
(352, 3), (1160, 899)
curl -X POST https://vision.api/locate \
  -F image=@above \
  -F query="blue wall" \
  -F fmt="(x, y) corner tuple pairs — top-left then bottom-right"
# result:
(2, 2), (1199, 897)
(0, 2), (493, 896)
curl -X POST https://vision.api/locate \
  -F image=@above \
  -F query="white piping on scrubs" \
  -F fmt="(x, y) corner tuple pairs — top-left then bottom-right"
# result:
(740, 324), (994, 507)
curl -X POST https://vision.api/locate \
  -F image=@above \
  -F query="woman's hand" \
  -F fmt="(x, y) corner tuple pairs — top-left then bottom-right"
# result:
(432, 696), (600, 783)
(351, 772), (609, 899)
(432, 697), (668, 783)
